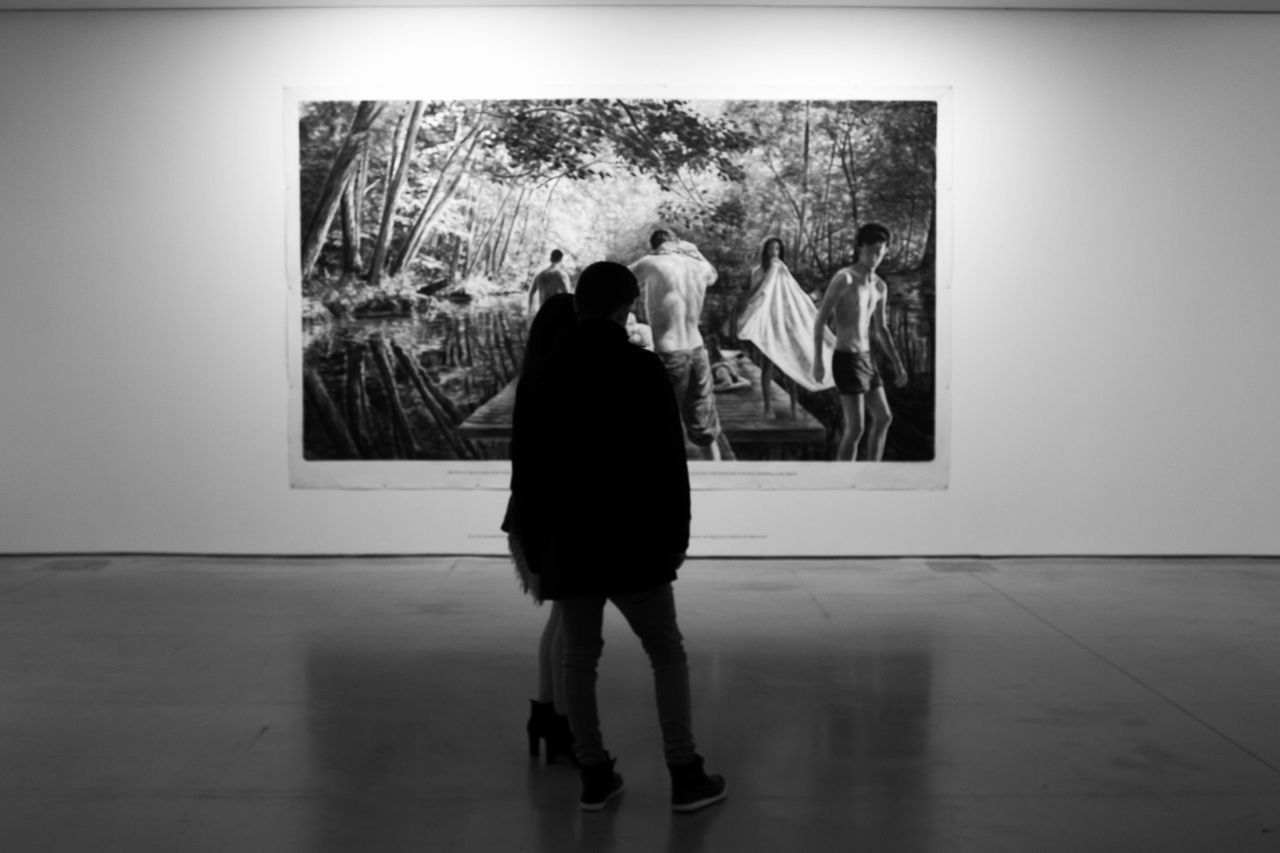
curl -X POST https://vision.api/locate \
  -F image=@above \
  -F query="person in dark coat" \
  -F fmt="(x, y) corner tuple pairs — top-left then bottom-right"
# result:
(505, 260), (727, 813)
(504, 292), (580, 766)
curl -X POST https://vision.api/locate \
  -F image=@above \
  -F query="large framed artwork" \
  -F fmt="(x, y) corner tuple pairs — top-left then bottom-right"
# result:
(287, 89), (950, 489)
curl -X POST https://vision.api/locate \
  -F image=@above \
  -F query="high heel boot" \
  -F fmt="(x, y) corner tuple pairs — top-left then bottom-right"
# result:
(526, 700), (578, 765)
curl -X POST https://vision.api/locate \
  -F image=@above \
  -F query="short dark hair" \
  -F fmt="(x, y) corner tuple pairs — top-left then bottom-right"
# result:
(853, 223), (891, 261)
(575, 261), (639, 320)
(649, 229), (672, 251)
(549, 249), (563, 263)
(760, 236), (786, 267)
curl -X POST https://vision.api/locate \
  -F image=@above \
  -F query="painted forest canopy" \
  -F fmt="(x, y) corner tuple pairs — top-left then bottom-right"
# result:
(297, 98), (937, 308)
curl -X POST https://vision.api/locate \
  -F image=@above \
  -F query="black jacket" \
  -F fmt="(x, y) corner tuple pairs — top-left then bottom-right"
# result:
(503, 318), (690, 599)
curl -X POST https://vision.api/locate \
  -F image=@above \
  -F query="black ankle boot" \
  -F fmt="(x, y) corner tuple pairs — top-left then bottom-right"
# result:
(526, 701), (578, 765)
(526, 700), (555, 758)
(668, 755), (727, 813)
(579, 754), (624, 811)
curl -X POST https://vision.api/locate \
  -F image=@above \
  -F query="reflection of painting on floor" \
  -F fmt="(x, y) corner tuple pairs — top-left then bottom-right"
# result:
(294, 97), (942, 473)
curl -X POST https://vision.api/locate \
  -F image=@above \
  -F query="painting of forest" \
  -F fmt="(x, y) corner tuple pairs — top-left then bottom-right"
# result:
(298, 98), (938, 467)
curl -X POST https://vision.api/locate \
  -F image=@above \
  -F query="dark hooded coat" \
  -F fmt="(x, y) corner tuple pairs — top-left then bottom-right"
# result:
(502, 317), (690, 600)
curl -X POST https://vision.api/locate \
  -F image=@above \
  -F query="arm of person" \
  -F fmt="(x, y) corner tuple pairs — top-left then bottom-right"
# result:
(527, 277), (537, 313)
(745, 266), (765, 301)
(873, 279), (909, 387)
(812, 271), (848, 383)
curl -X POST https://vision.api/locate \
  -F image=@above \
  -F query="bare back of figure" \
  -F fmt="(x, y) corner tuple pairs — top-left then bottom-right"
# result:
(637, 254), (710, 353)
(534, 267), (569, 301)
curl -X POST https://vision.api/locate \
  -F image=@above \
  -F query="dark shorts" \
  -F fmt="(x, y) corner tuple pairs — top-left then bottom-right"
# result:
(831, 350), (882, 396)
(658, 347), (721, 447)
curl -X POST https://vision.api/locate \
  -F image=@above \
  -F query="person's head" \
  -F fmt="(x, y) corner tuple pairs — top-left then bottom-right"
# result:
(760, 236), (785, 267)
(852, 223), (891, 268)
(522, 292), (577, 375)
(574, 261), (640, 324)
(649, 229), (673, 251)
(549, 249), (563, 264)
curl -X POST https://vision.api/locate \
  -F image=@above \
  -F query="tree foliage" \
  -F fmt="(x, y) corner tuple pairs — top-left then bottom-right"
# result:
(297, 98), (936, 316)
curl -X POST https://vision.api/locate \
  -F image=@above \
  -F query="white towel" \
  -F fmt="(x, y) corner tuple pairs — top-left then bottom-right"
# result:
(737, 262), (836, 392)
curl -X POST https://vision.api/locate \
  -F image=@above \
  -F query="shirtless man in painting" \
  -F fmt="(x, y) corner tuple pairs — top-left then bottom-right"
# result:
(528, 249), (572, 318)
(629, 230), (724, 460)
(812, 223), (909, 462)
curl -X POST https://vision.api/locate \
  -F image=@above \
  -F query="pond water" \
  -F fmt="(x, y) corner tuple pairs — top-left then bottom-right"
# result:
(302, 294), (530, 460)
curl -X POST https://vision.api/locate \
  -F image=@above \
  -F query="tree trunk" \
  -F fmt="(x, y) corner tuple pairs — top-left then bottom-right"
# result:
(919, 205), (936, 271)
(796, 101), (811, 265)
(390, 121), (485, 278)
(838, 127), (860, 234)
(495, 189), (526, 278)
(368, 101), (426, 288)
(460, 204), (479, 280)
(355, 142), (370, 248)
(473, 187), (514, 279)
(301, 101), (383, 282)
(340, 182), (361, 274)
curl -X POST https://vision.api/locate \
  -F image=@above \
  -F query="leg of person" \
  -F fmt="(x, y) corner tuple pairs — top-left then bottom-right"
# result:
(864, 386), (894, 461)
(610, 583), (727, 813)
(558, 594), (624, 809)
(685, 347), (725, 461)
(546, 603), (577, 764)
(526, 606), (560, 759)
(760, 357), (774, 416)
(536, 607), (557, 705)
(659, 350), (697, 458)
(837, 393), (866, 461)
(549, 602), (567, 713)
(609, 583), (694, 765)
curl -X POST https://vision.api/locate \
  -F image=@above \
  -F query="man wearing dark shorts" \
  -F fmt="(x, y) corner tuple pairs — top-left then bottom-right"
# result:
(813, 223), (909, 461)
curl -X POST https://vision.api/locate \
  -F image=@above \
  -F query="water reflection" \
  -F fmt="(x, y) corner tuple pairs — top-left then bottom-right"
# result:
(303, 295), (528, 460)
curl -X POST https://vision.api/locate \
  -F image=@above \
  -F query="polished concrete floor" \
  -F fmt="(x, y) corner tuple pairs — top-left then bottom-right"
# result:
(0, 555), (1277, 852)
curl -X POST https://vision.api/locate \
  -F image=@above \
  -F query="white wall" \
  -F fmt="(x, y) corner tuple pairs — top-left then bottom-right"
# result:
(2, 7), (1278, 555)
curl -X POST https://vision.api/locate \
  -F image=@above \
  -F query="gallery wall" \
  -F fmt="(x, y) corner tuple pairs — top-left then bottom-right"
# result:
(2, 6), (1278, 556)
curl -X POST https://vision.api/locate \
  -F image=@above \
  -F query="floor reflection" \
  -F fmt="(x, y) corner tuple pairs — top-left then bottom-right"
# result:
(303, 628), (934, 852)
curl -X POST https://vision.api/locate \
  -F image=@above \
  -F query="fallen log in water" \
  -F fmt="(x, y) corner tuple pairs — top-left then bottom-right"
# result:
(390, 340), (475, 460)
(369, 334), (419, 458)
(411, 354), (465, 425)
(304, 364), (360, 458)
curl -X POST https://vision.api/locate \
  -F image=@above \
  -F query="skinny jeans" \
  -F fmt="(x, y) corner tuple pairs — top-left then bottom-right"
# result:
(558, 582), (696, 767)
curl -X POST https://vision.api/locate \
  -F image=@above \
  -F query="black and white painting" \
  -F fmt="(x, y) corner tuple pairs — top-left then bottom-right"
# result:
(288, 93), (949, 489)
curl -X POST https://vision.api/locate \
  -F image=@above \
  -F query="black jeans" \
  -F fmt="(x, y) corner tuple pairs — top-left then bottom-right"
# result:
(559, 583), (696, 767)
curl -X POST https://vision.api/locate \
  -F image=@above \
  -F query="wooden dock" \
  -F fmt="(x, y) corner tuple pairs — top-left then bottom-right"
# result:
(459, 352), (829, 460)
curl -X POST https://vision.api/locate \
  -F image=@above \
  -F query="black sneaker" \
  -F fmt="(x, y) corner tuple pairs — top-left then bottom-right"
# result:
(668, 755), (727, 813)
(579, 756), (624, 811)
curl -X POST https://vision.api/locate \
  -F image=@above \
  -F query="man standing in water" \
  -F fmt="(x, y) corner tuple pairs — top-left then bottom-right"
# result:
(629, 230), (726, 461)
(528, 249), (572, 318)
(813, 223), (909, 461)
